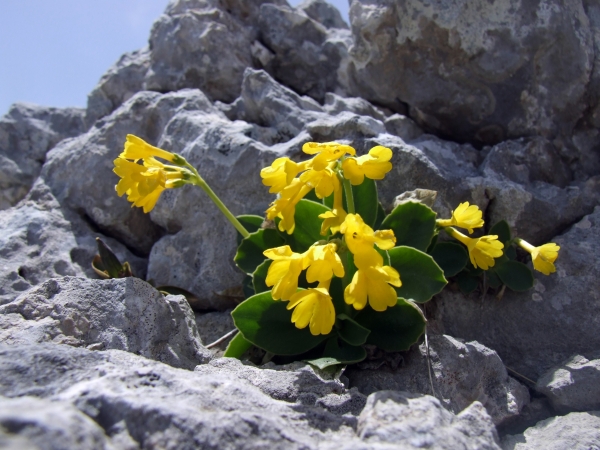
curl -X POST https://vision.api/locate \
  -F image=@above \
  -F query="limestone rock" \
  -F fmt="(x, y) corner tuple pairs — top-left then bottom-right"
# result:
(0, 276), (210, 369)
(347, 335), (529, 426)
(257, 3), (351, 102)
(0, 184), (145, 306)
(0, 103), (86, 209)
(433, 207), (600, 380)
(502, 412), (600, 450)
(0, 396), (110, 450)
(536, 354), (600, 414)
(0, 343), (505, 449)
(356, 391), (500, 449)
(297, 0), (349, 30)
(86, 48), (151, 126)
(347, 0), (594, 145)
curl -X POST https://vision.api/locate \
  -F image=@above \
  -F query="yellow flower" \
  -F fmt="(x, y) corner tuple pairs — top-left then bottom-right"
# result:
(299, 167), (338, 199)
(287, 280), (336, 335)
(344, 247), (401, 311)
(342, 146), (393, 185)
(340, 214), (396, 254)
(264, 246), (310, 300)
(305, 243), (345, 283)
(449, 228), (504, 270)
(437, 202), (484, 234)
(517, 239), (560, 275)
(121, 134), (179, 163)
(114, 156), (188, 213)
(266, 179), (313, 234)
(319, 180), (347, 235)
(260, 157), (309, 194)
(302, 142), (356, 171)
(114, 135), (192, 213)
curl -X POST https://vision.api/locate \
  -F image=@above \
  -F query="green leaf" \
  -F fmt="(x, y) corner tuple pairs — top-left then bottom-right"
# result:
(486, 270), (502, 289)
(337, 314), (370, 346)
(304, 189), (321, 203)
(505, 245), (517, 260)
(277, 199), (330, 252)
(223, 331), (253, 358)
(231, 290), (329, 355)
(381, 202), (437, 251)
(388, 246), (447, 303)
(352, 178), (379, 229)
(242, 275), (255, 299)
(355, 299), (426, 352)
(236, 215), (264, 245)
(95, 238), (129, 278)
(456, 271), (479, 294)
(489, 220), (511, 244)
(494, 260), (534, 292)
(252, 259), (271, 294)
(322, 336), (367, 364)
(373, 202), (386, 231)
(234, 229), (285, 274)
(429, 241), (468, 277)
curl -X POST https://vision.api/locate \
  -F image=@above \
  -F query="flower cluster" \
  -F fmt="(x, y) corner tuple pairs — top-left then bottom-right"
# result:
(261, 142), (393, 234)
(114, 135), (192, 213)
(264, 213), (401, 335)
(259, 142), (401, 335)
(437, 202), (560, 274)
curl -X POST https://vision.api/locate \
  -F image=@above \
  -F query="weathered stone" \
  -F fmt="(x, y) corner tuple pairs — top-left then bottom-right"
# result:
(297, 0), (349, 30)
(0, 343), (506, 449)
(86, 48), (151, 126)
(502, 412), (600, 450)
(0, 276), (210, 369)
(323, 92), (387, 121)
(41, 89), (215, 255)
(536, 354), (600, 414)
(195, 309), (235, 348)
(257, 3), (351, 101)
(0, 103), (86, 209)
(347, 335), (529, 426)
(0, 184), (146, 306)
(145, 0), (254, 103)
(357, 391), (500, 449)
(433, 207), (600, 380)
(481, 137), (572, 189)
(0, 396), (110, 450)
(384, 114), (424, 142)
(347, 0), (594, 145)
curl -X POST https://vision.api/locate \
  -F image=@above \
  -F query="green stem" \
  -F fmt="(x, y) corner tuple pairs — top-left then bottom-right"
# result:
(188, 168), (250, 239)
(342, 177), (356, 214)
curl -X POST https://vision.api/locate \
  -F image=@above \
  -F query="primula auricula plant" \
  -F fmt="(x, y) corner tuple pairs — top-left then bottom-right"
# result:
(113, 135), (561, 368)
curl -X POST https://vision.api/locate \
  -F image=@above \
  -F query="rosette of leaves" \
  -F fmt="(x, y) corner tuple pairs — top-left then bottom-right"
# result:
(228, 180), (447, 369)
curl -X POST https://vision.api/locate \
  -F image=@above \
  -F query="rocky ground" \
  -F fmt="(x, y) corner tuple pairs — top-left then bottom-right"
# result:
(1, 0), (599, 448)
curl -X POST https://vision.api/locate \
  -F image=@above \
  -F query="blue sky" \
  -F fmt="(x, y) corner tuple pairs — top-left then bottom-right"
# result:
(0, 0), (349, 116)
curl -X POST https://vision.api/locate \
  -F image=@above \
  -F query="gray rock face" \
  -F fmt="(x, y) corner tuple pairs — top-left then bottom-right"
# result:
(0, 103), (86, 209)
(536, 354), (600, 414)
(347, 335), (529, 426)
(257, 3), (351, 102)
(347, 0), (594, 145)
(0, 343), (501, 449)
(0, 276), (210, 369)
(146, 0), (255, 103)
(0, 396), (110, 450)
(0, 182), (146, 306)
(357, 391), (500, 450)
(86, 48), (151, 126)
(297, 0), (349, 30)
(502, 412), (600, 450)
(434, 207), (600, 380)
